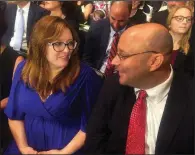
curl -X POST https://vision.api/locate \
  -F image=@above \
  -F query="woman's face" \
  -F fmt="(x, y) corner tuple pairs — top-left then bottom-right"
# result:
(46, 27), (76, 71)
(170, 8), (192, 35)
(43, 1), (62, 11)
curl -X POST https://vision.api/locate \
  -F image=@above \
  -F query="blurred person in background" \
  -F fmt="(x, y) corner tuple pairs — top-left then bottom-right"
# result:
(92, 9), (106, 21)
(4, 16), (103, 155)
(77, 1), (93, 24)
(1, 1), (49, 57)
(82, 1), (132, 77)
(167, 5), (194, 76)
(129, 0), (147, 25)
(41, 1), (79, 31)
(151, 1), (186, 27)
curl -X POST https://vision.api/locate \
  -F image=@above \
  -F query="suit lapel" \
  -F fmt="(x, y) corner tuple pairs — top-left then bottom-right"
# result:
(155, 73), (187, 154)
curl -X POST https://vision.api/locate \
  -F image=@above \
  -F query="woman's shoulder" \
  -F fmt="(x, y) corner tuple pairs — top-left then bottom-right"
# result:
(13, 60), (26, 79)
(15, 60), (26, 71)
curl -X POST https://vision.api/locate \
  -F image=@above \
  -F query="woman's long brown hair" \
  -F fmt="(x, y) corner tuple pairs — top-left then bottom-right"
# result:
(22, 16), (80, 100)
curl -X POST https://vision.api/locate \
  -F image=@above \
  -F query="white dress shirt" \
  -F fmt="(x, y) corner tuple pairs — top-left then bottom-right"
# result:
(100, 26), (125, 73)
(134, 66), (173, 154)
(10, 2), (30, 51)
(143, 4), (153, 22)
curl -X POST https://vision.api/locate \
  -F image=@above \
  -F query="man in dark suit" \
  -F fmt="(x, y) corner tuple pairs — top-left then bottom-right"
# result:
(82, 1), (132, 76)
(84, 23), (193, 154)
(1, 1), (49, 56)
(151, 1), (185, 27)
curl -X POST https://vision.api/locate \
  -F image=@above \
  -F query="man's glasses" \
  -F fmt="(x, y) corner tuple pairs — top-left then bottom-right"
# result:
(172, 16), (193, 23)
(48, 40), (77, 52)
(116, 51), (171, 60)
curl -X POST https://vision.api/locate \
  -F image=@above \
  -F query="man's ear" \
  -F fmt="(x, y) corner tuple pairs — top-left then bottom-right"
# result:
(148, 53), (164, 72)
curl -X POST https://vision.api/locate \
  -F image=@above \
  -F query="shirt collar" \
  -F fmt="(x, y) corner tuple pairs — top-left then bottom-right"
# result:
(134, 65), (173, 104)
(17, 2), (30, 11)
(110, 25), (126, 37)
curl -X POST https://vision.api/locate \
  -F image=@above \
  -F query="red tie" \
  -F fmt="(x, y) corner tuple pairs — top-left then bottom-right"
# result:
(125, 90), (147, 154)
(104, 33), (119, 77)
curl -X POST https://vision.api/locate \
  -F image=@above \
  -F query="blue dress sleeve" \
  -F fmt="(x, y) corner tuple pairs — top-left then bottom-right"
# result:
(4, 61), (26, 120)
(80, 68), (103, 132)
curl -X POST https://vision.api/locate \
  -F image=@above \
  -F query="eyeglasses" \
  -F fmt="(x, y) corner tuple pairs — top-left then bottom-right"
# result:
(172, 16), (193, 23)
(116, 50), (171, 60)
(48, 40), (77, 52)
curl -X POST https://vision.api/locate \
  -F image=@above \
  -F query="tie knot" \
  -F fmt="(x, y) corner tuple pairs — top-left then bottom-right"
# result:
(138, 90), (147, 100)
(18, 8), (23, 13)
(114, 33), (119, 37)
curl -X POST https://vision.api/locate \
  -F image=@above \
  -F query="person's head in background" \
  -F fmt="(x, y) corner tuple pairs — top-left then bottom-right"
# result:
(112, 23), (173, 89)
(167, 1), (186, 10)
(41, 1), (66, 19)
(167, 5), (193, 54)
(109, 1), (132, 32)
(93, 9), (106, 21)
(22, 16), (80, 99)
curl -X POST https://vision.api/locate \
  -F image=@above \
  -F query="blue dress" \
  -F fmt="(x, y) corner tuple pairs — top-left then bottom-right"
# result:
(4, 61), (103, 154)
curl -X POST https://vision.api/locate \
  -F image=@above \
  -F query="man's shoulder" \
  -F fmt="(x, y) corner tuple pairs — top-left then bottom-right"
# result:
(6, 3), (16, 10)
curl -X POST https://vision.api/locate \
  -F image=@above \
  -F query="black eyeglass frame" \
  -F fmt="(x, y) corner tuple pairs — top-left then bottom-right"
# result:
(116, 50), (171, 60)
(48, 41), (77, 52)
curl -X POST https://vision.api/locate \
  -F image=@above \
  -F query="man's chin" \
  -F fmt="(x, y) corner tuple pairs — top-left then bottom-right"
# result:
(111, 25), (123, 32)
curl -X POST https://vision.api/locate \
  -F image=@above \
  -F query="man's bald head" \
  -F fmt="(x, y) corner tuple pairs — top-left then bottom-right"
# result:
(109, 1), (132, 32)
(120, 23), (173, 55)
(111, 1), (132, 13)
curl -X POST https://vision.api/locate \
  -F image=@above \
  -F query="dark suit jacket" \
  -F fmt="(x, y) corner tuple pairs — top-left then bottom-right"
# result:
(1, 2), (50, 46)
(82, 18), (131, 70)
(84, 73), (194, 154)
(173, 49), (194, 77)
(143, 1), (163, 13)
(129, 9), (147, 26)
(151, 10), (169, 27)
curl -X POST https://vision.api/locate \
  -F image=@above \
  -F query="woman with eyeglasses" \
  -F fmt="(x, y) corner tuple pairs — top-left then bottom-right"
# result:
(167, 5), (194, 75)
(4, 16), (103, 155)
